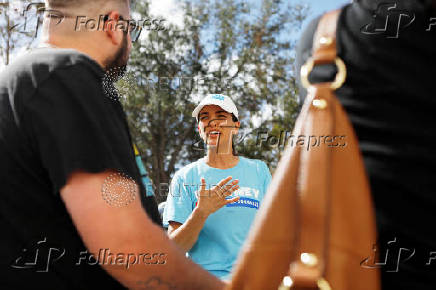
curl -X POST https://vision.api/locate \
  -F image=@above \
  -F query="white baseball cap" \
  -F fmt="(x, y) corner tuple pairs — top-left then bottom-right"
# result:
(192, 94), (239, 121)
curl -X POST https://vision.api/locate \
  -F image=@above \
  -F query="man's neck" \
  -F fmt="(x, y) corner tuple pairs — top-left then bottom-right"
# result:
(40, 38), (106, 69)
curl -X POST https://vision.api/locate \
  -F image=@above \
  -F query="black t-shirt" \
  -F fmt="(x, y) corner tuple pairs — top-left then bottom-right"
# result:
(0, 47), (161, 289)
(297, 1), (436, 288)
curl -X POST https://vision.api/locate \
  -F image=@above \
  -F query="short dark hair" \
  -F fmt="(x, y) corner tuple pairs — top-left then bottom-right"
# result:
(46, 0), (129, 9)
(46, 0), (86, 8)
(231, 114), (239, 156)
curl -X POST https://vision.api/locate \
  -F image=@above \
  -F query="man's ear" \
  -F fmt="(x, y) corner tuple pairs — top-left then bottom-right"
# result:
(104, 11), (123, 45)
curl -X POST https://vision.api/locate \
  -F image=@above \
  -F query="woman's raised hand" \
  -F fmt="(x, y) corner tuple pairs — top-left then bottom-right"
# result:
(195, 176), (240, 216)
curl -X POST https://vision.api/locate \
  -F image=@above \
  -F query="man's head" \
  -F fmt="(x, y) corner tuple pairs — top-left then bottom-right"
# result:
(42, 0), (133, 74)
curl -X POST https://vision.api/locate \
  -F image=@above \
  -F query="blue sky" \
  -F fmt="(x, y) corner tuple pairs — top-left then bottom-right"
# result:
(147, 0), (352, 33)
(1, 0), (352, 66)
(300, 0), (351, 33)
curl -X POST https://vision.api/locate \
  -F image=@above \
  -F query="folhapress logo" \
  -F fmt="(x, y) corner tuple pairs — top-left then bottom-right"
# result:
(11, 237), (65, 273)
(361, 3), (415, 38)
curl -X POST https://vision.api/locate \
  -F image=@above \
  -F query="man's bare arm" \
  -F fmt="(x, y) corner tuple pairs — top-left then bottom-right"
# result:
(60, 170), (224, 289)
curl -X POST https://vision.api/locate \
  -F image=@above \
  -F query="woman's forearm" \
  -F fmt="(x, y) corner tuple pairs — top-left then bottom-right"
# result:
(168, 207), (209, 252)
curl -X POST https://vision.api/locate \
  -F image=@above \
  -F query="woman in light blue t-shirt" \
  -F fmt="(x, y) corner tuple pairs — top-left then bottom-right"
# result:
(163, 94), (272, 280)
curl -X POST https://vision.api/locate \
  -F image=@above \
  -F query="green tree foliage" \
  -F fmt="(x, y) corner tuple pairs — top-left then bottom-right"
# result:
(120, 0), (309, 202)
(0, 1), (44, 66)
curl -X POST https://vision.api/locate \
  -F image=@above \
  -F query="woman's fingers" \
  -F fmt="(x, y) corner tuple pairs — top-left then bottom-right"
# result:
(217, 176), (233, 188)
(200, 177), (206, 192)
(223, 184), (239, 197)
(216, 179), (239, 196)
(224, 196), (240, 205)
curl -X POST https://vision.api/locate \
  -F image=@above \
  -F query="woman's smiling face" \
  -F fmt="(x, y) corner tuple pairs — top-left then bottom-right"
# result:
(198, 105), (240, 148)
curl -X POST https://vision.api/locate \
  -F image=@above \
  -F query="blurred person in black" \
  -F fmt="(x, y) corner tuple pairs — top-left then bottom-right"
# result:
(0, 0), (225, 289)
(297, 0), (436, 289)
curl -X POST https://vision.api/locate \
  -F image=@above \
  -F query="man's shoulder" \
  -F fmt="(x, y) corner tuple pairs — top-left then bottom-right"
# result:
(0, 48), (106, 120)
(0, 48), (102, 90)
(13, 47), (100, 71)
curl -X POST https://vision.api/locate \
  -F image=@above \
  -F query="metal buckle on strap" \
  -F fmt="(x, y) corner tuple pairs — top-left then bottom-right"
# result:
(300, 57), (347, 90)
(279, 253), (332, 290)
(278, 276), (331, 290)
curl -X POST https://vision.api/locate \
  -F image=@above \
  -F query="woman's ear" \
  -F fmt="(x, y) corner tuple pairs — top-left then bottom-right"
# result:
(230, 121), (240, 138)
(233, 121), (241, 134)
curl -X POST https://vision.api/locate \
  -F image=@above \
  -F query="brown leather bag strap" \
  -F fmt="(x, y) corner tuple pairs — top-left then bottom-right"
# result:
(300, 10), (346, 91)
(312, 10), (340, 63)
(289, 10), (342, 290)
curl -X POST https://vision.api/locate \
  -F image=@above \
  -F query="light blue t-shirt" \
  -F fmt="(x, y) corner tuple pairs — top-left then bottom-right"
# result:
(163, 156), (272, 280)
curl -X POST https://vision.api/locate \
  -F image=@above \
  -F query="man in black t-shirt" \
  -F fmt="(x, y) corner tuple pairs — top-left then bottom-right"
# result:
(0, 0), (224, 289)
(297, 0), (436, 289)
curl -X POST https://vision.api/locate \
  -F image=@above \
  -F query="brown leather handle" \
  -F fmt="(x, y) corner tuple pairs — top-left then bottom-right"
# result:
(288, 10), (341, 289)
(226, 8), (379, 290)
